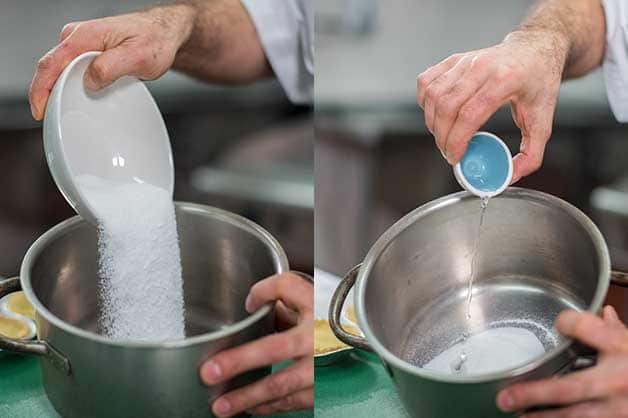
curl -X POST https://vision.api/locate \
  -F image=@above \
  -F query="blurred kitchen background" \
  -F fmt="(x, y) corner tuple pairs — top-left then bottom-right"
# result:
(0, 1), (313, 276)
(316, 0), (628, 316)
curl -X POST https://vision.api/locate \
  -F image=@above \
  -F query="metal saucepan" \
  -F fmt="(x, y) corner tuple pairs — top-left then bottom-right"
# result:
(0, 202), (289, 418)
(330, 187), (628, 418)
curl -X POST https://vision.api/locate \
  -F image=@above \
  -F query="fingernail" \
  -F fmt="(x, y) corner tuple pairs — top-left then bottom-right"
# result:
(201, 361), (222, 384)
(83, 72), (100, 91)
(606, 305), (619, 321)
(557, 310), (579, 330)
(496, 391), (514, 411)
(212, 398), (231, 416)
(30, 103), (40, 120)
(245, 293), (254, 313)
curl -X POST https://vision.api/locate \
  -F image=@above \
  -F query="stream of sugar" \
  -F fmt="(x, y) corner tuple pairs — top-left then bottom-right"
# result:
(76, 174), (185, 341)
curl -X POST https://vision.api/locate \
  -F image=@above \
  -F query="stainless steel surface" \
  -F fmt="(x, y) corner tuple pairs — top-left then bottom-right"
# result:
(290, 270), (314, 284)
(399, 278), (577, 368)
(339, 188), (612, 418)
(328, 264), (371, 351)
(0, 202), (289, 418)
(611, 271), (628, 287)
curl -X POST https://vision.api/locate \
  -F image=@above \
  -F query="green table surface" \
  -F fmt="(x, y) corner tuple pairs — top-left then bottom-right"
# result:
(0, 354), (312, 418)
(315, 350), (410, 418)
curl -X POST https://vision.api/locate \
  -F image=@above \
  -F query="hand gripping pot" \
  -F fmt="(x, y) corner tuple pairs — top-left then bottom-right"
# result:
(0, 203), (293, 418)
(330, 188), (628, 418)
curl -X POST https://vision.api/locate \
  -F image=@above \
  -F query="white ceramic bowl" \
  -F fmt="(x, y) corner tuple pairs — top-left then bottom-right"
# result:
(43, 51), (174, 225)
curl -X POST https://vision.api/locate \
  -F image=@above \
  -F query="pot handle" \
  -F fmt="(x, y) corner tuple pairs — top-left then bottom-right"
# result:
(611, 270), (628, 288)
(290, 270), (314, 284)
(0, 277), (71, 375)
(328, 264), (373, 351)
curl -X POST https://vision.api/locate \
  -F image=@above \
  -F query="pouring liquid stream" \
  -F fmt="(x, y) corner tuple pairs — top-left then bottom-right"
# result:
(452, 196), (489, 374)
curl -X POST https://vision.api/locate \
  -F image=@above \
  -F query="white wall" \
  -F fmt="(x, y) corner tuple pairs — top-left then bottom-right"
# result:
(0, 1), (158, 99)
(316, 0), (607, 109)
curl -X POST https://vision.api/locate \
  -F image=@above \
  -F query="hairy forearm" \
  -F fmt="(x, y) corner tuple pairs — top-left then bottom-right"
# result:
(172, 0), (272, 83)
(509, 0), (606, 79)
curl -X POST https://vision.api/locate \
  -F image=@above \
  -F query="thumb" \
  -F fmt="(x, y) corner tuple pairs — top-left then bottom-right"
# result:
(84, 46), (144, 91)
(603, 305), (626, 330)
(510, 125), (551, 184)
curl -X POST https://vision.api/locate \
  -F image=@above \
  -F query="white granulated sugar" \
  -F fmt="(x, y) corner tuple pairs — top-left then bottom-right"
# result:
(424, 327), (545, 376)
(76, 174), (185, 341)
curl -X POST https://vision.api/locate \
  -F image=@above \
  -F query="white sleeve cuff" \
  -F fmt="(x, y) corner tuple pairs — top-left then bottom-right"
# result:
(602, 0), (628, 122)
(241, 0), (314, 105)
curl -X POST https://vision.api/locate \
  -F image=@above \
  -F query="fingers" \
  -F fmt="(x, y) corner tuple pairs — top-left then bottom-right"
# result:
(603, 305), (626, 330)
(496, 367), (607, 411)
(423, 56), (471, 136)
(83, 45), (147, 90)
(431, 56), (493, 155)
(275, 300), (300, 331)
(519, 400), (608, 418)
(59, 22), (79, 42)
(200, 326), (312, 385)
(510, 128), (551, 184)
(556, 310), (628, 353)
(211, 359), (313, 417)
(497, 310), (628, 413)
(245, 272), (313, 315)
(443, 77), (514, 164)
(511, 138), (546, 184)
(29, 22), (105, 120)
(201, 273), (313, 414)
(248, 388), (313, 416)
(419, 51), (521, 165)
(521, 398), (628, 418)
(417, 53), (464, 108)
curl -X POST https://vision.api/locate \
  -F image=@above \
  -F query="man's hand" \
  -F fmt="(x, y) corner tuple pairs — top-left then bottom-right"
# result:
(416, 0), (606, 183)
(416, 30), (567, 183)
(199, 273), (313, 417)
(496, 306), (628, 417)
(29, 0), (272, 122)
(29, 4), (196, 120)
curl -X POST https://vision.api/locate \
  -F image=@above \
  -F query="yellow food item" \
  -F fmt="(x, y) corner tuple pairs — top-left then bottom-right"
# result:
(314, 319), (361, 354)
(7, 292), (36, 320)
(346, 305), (357, 324)
(0, 315), (30, 339)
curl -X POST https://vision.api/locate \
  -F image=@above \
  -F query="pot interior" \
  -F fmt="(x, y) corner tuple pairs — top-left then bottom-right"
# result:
(362, 189), (608, 373)
(26, 203), (284, 338)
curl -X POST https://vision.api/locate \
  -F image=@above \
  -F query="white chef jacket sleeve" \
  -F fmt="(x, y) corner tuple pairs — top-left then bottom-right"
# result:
(602, 0), (628, 122)
(241, 0), (314, 105)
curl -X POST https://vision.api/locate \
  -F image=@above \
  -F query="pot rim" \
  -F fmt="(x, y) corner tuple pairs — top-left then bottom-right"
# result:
(354, 187), (611, 384)
(19, 201), (289, 349)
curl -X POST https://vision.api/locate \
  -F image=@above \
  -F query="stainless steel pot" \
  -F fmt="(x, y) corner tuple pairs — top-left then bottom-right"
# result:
(330, 188), (628, 418)
(0, 202), (289, 418)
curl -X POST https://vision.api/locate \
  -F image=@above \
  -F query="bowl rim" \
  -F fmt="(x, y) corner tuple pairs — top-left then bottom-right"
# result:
(19, 201), (289, 349)
(453, 131), (513, 198)
(354, 187), (611, 383)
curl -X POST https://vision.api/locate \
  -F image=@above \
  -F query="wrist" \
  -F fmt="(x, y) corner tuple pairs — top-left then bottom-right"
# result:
(504, 26), (570, 77)
(147, 3), (197, 49)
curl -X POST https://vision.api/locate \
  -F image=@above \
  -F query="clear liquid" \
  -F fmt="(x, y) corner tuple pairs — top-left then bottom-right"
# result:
(455, 196), (490, 373)
(466, 196), (489, 319)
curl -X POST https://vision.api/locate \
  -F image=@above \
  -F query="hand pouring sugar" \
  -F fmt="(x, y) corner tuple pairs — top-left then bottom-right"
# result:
(76, 174), (185, 341)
